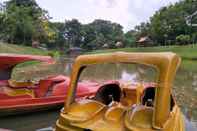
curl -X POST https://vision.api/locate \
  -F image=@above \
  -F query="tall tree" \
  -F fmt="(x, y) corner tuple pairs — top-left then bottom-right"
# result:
(133, 0), (197, 45)
(124, 30), (137, 47)
(63, 19), (83, 48)
(50, 22), (66, 49)
(2, 0), (52, 45)
(134, 22), (150, 38)
(85, 19), (124, 49)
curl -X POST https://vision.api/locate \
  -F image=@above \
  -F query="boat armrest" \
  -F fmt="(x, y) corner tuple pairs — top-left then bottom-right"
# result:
(8, 79), (36, 89)
(0, 86), (35, 98)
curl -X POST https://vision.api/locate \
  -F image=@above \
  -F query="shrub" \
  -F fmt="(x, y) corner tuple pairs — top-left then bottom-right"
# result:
(176, 35), (191, 45)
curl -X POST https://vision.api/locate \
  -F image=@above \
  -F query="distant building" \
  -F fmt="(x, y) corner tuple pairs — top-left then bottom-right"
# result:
(32, 40), (40, 48)
(115, 41), (124, 48)
(102, 44), (109, 49)
(66, 47), (83, 57)
(136, 36), (153, 47)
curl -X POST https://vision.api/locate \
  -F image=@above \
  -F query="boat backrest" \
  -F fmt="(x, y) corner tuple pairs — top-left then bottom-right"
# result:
(35, 76), (66, 97)
(34, 79), (53, 97)
(0, 68), (12, 80)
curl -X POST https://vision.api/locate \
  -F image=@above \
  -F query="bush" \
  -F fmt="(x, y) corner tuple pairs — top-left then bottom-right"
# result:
(176, 35), (191, 45)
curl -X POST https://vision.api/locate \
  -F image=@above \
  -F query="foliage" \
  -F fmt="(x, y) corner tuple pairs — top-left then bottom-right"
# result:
(84, 19), (124, 50)
(1, 0), (125, 51)
(124, 30), (137, 47)
(1, 0), (197, 51)
(134, 22), (150, 38)
(60, 19), (124, 50)
(63, 19), (83, 48)
(0, 0), (55, 46)
(176, 34), (191, 45)
(50, 22), (66, 50)
(129, 0), (197, 45)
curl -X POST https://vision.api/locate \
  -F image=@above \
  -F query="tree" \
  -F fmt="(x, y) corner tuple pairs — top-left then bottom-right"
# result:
(63, 19), (83, 48)
(61, 19), (124, 50)
(135, 0), (197, 45)
(0, 2), (4, 12)
(50, 22), (66, 49)
(85, 19), (124, 49)
(124, 30), (137, 47)
(176, 34), (191, 45)
(1, 0), (51, 45)
(81, 24), (96, 50)
(0, 3), (6, 40)
(135, 22), (150, 38)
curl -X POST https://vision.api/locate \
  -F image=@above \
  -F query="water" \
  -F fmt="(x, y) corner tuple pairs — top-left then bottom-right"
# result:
(0, 110), (59, 131)
(0, 57), (197, 131)
(174, 64), (197, 130)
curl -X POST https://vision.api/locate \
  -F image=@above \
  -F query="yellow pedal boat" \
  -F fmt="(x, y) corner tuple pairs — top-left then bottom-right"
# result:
(55, 52), (185, 131)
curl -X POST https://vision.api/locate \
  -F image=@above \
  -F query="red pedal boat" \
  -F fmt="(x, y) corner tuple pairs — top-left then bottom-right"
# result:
(0, 54), (99, 116)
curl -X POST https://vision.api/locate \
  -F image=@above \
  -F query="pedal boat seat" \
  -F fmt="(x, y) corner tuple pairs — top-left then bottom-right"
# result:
(104, 105), (125, 122)
(63, 99), (106, 122)
(125, 105), (153, 130)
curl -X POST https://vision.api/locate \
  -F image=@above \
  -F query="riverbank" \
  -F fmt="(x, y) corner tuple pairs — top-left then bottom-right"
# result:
(89, 45), (197, 60)
(0, 42), (49, 55)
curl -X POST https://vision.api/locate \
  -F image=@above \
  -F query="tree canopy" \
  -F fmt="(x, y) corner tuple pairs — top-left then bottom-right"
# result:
(133, 0), (197, 45)
(0, 0), (196, 51)
(0, 0), (55, 46)
(0, 0), (125, 50)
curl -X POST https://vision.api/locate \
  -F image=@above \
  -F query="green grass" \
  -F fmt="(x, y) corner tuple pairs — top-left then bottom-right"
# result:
(14, 61), (41, 68)
(0, 42), (49, 55)
(181, 60), (197, 72)
(0, 42), (55, 77)
(89, 45), (197, 60)
(0, 42), (63, 81)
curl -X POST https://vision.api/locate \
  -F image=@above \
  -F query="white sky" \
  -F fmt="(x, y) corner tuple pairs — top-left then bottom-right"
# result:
(1, 0), (180, 31)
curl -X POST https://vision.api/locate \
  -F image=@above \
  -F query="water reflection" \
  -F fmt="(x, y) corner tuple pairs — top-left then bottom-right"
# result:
(121, 70), (138, 82)
(174, 69), (197, 129)
(0, 109), (60, 131)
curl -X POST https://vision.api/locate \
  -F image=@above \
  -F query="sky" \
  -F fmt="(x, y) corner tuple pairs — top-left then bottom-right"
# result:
(1, 0), (181, 31)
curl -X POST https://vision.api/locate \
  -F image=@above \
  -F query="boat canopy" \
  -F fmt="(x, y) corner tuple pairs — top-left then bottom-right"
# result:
(0, 53), (53, 69)
(0, 54), (53, 80)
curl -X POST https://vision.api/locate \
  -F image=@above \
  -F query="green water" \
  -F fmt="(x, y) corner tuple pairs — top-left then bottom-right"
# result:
(0, 110), (59, 131)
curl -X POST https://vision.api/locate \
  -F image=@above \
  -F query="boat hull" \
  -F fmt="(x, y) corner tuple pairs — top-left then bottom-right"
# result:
(0, 89), (97, 116)
(0, 78), (99, 116)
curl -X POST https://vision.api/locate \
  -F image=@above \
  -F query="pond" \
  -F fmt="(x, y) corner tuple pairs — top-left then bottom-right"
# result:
(0, 57), (196, 131)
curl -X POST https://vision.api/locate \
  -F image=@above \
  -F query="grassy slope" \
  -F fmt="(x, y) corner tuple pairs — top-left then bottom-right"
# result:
(0, 43), (53, 81)
(89, 45), (197, 60)
(0, 42), (49, 55)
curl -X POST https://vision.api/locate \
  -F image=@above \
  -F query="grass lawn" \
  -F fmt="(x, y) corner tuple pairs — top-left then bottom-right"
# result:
(0, 42), (49, 55)
(89, 45), (197, 60)
(0, 42), (59, 81)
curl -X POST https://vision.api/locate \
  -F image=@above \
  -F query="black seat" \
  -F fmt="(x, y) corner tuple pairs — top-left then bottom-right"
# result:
(93, 83), (121, 105)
